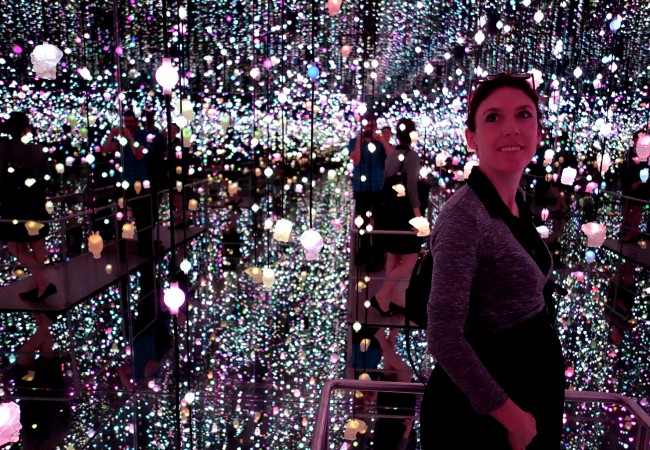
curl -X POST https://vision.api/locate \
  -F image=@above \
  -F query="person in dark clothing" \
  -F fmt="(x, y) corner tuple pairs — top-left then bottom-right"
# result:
(618, 130), (650, 242)
(0, 111), (56, 301)
(371, 328), (416, 450)
(370, 118), (423, 316)
(349, 118), (387, 266)
(102, 110), (167, 256)
(420, 74), (564, 450)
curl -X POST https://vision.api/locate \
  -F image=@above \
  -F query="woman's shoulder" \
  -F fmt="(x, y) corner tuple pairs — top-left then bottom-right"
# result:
(435, 186), (484, 226)
(404, 149), (420, 162)
(441, 185), (480, 209)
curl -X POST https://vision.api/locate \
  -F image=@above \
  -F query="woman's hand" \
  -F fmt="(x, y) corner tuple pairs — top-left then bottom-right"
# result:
(490, 398), (537, 450)
(507, 415), (536, 450)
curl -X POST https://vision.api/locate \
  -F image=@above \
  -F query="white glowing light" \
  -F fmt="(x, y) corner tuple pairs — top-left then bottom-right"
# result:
(31, 43), (63, 80)
(155, 58), (179, 94)
(180, 259), (191, 274)
(164, 282), (186, 315)
(474, 30), (486, 45)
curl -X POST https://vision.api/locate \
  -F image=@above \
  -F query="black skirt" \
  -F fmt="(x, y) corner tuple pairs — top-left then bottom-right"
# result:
(420, 310), (565, 449)
(377, 192), (422, 254)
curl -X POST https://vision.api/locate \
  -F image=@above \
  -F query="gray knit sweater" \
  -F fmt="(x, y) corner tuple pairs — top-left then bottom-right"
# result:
(427, 183), (551, 415)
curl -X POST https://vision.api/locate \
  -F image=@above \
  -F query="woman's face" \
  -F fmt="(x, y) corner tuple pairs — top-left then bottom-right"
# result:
(465, 86), (541, 177)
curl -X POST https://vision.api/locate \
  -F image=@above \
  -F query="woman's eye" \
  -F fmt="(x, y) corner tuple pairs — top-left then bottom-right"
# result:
(486, 113), (498, 122)
(518, 110), (533, 118)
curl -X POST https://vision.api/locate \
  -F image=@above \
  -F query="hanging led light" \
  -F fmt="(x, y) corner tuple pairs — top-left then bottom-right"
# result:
(0, 401), (21, 446)
(164, 282), (186, 315)
(155, 57), (179, 94)
(529, 68), (543, 87)
(122, 223), (135, 240)
(245, 266), (264, 284)
(581, 222), (607, 247)
(307, 65), (320, 81)
(30, 43), (63, 80)
(609, 15), (622, 32)
(343, 419), (368, 441)
(24, 221), (44, 237)
(543, 149), (554, 165)
(326, 0), (342, 16)
(541, 208), (550, 221)
(596, 153), (612, 174)
(180, 259), (191, 274)
(409, 217), (430, 237)
(273, 219), (293, 242)
(88, 232), (104, 259)
(560, 167), (577, 185)
(262, 268), (276, 290)
(536, 225), (550, 239)
(300, 229), (324, 260)
(474, 30), (486, 45)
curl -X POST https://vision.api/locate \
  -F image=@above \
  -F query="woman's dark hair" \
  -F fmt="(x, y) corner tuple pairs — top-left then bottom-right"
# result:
(466, 74), (542, 132)
(395, 118), (416, 146)
(2, 111), (30, 140)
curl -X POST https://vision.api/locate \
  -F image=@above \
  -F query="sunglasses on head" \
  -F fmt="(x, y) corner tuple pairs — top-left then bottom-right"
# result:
(467, 72), (537, 107)
(469, 72), (535, 94)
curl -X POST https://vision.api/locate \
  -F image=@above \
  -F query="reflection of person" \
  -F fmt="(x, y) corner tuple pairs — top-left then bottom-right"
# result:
(0, 112), (56, 301)
(421, 74), (564, 449)
(371, 119), (423, 316)
(349, 117), (386, 265)
(371, 328), (416, 450)
(380, 125), (395, 155)
(12, 313), (71, 449)
(102, 110), (167, 255)
(618, 130), (649, 242)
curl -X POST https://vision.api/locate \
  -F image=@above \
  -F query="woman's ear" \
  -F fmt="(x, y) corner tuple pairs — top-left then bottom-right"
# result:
(464, 128), (477, 152)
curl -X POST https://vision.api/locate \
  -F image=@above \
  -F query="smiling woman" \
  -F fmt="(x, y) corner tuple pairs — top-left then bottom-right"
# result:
(464, 86), (541, 199)
(421, 74), (565, 450)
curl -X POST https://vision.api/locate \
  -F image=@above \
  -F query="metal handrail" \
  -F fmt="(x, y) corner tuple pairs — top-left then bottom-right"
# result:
(311, 379), (650, 450)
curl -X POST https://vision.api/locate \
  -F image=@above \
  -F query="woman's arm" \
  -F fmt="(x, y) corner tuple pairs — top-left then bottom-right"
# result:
(427, 206), (507, 414)
(428, 205), (537, 447)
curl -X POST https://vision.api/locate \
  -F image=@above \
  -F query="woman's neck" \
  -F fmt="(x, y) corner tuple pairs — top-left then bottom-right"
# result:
(481, 168), (522, 215)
